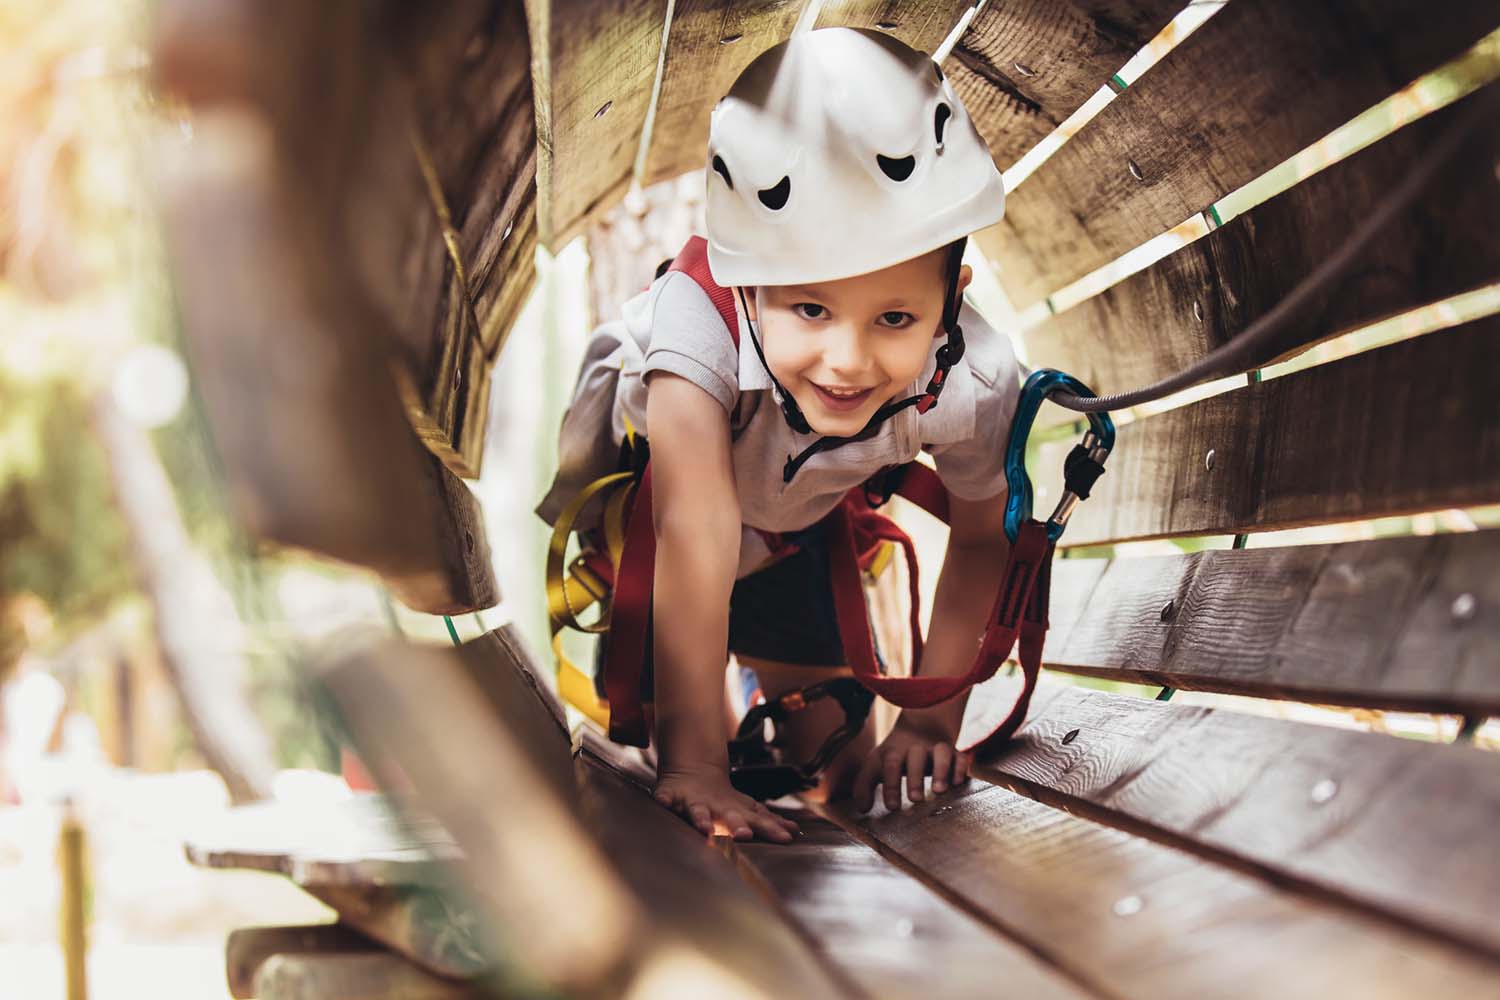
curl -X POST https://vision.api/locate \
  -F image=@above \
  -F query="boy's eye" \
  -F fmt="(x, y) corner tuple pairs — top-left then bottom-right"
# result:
(792, 303), (827, 320)
(879, 311), (915, 327)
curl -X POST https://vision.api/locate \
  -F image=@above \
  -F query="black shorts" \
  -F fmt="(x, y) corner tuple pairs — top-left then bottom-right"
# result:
(593, 521), (884, 701)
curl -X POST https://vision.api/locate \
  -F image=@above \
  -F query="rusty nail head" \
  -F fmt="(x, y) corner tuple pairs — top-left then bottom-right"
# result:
(1451, 592), (1477, 622)
(1062, 728), (1080, 745)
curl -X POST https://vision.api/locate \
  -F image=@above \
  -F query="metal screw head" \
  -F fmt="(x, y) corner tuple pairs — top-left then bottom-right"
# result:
(1204, 448), (1216, 471)
(1452, 592), (1477, 622)
(1062, 728), (1080, 745)
(1160, 600), (1175, 622)
(1012, 61), (1037, 78)
(1128, 159), (1144, 182)
(1113, 895), (1144, 917)
(1310, 778), (1338, 804)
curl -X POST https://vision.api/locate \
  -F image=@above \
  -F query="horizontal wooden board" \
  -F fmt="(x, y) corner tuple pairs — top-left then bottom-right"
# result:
(575, 732), (855, 999)
(980, 0), (1500, 306)
(640, 0), (803, 187)
(815, 0), (975, 56)
(254, 952), (485, 1000)
(1025, 83), (1500, 404)
(960, 678), (1500, 960)
(1043, 530), (1500, 715)
(1031, 318), (1500, 546)
(226, 924), (379, 1000)
(527, 0), (667, 250)
(738, 810), (1096, 999)
(829, 772), (1500, 999)
(947, 0), (1186, 170)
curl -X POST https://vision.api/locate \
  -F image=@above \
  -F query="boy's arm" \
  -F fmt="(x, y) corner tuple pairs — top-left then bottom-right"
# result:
(853, 487), (1010, 811)
(644, 372), (799, 843)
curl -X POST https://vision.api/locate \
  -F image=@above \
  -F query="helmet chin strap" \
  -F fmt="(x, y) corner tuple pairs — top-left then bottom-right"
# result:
(735, 238), (969, 483)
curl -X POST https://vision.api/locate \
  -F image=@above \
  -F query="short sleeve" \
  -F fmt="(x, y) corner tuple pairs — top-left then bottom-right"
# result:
(927, 312), (1021, 501)
(641, 270), (741, 414)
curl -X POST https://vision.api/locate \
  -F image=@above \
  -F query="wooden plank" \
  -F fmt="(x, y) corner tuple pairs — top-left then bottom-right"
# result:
(526, 0), (668, 250)
(947, 0), (1186, 170)
(979, 0), (1500, 306)
(961, 678), (1500, 960)
(574, 730), (858, 999)
(737, 811), (1097, 1000)
(254, 952), (484, 1000)
(303, 885), (490, 983)
(640, 0), (803, 187)
(226, 924), (379, 999)
(814, 1), (975, 57)
(828, 774), (1500, 1000)
(320, 639), (645, 994)
(1032, 318), (1500, 546)
(1042, 530), (1500, 715)
(1025, 83), (1500, 401)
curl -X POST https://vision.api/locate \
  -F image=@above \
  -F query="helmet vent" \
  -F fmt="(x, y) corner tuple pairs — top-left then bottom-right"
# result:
(934, 104), (951, 147)
(757, 175), (791, 210)
(711, 154), (734, 190)
(877, 154), (916, 182)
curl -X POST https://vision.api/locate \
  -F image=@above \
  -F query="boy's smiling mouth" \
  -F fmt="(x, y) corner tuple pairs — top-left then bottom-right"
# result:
(809, 381), (877, 412)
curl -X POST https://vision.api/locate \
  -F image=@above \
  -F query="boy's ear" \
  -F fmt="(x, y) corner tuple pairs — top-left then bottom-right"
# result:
(957, 264), (972, 296)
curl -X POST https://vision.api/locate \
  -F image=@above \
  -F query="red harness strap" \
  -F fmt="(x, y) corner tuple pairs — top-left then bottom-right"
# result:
(601, 236), (1053, 753)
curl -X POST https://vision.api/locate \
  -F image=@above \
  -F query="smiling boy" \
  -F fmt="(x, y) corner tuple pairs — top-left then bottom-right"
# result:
(539, 27), (1018, 843)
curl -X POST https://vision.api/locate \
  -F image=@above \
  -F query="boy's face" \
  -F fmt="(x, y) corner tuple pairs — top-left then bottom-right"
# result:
(743, 247), (973, 438)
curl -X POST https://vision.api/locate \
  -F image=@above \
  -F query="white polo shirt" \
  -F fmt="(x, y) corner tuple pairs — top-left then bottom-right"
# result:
(537, 267), (1021, 578)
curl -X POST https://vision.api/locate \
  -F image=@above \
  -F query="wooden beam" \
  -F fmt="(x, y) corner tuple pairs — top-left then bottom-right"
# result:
(226, 924), (378, 999)
(947, 0), (1186, 170)
(979, 0), (1500, 306)
(814, 1), (975, 57)
(1024, 83), (1500, 409)
(827, 773), (1500, 999)
(574, 730), (856, 998)
(639, 0), (803, 187)
(1042, 530), (1500, 715)
(1031, 318), (1500, 546)
(962, 679), (1500, 960)
(253, 952), (485, 1000)
(526, 0), (669, 250)
(738, 810), (1099, 999)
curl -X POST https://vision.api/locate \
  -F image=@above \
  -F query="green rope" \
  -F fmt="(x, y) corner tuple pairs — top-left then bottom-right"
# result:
(442, 615), (462, 646)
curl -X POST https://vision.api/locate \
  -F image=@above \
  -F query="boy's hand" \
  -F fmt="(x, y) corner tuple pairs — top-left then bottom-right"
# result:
(853, 715), (971, 813)
(654, 764), (801, 843)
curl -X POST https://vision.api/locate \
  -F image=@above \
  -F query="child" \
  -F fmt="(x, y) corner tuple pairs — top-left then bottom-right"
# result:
(539, 27), (1017, 843)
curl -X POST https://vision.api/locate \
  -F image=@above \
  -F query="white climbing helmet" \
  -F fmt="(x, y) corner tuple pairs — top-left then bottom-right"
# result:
(704, 26), (1005, 288)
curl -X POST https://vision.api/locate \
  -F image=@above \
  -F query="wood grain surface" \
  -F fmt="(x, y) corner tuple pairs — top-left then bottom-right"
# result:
(1032, 318), (1500, 546)
(947, 0), (1186, 170)
(962, 678), (1500, 959)
(980, 0), (1500, 306)
(826, 774), (1500, 1000)
(640, 0), (803, 186)
(226, 924), (380, 1000)
(253, 952), (485, 1000)
(814, 1), (975, 56)
(1024, 82), (1500, 405)
(1043, 530), (1500, 714)
(527, 0), (668, 249)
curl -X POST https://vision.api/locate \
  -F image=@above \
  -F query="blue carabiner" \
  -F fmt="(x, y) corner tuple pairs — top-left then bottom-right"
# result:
(1002, 369), (1116, 543)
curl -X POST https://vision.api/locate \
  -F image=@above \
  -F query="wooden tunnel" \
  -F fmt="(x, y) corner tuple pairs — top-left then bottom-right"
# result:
(160, 1), (1500, 998)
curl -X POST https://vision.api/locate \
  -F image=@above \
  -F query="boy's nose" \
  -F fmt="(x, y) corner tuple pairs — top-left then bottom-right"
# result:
(822, 325), (869, 375)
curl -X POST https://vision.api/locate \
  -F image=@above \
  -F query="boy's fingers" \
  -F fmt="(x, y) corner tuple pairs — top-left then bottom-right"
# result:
(751, 813), (794, 843)
(724, 808), (753, 840)
(882, 752), (904, 812)
(688, 803), (713, 834)
(853, 752), (882, 812)
(905, 745), (928, 802)
(955, 752), (972, 784)
(931, 743), (953, 793)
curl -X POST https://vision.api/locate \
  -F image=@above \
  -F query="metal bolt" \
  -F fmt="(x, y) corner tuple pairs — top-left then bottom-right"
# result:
(594, 101), (612, 119)
(1310, 778), (1338, 804)
(1452, 592), (1477, 622)
(1192, 300), (1203, 324)
(1204, 448), (1216, 471)
(1062, 728), (1080, 745)
(1113, 895), (1144, 917)
(1160, 600), (1175, 622)
(719, 32), (742, 44)
(1012, 61), (1036, 78)
(1128, 159), (1144, 182)
(895, 918), (915, 938)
